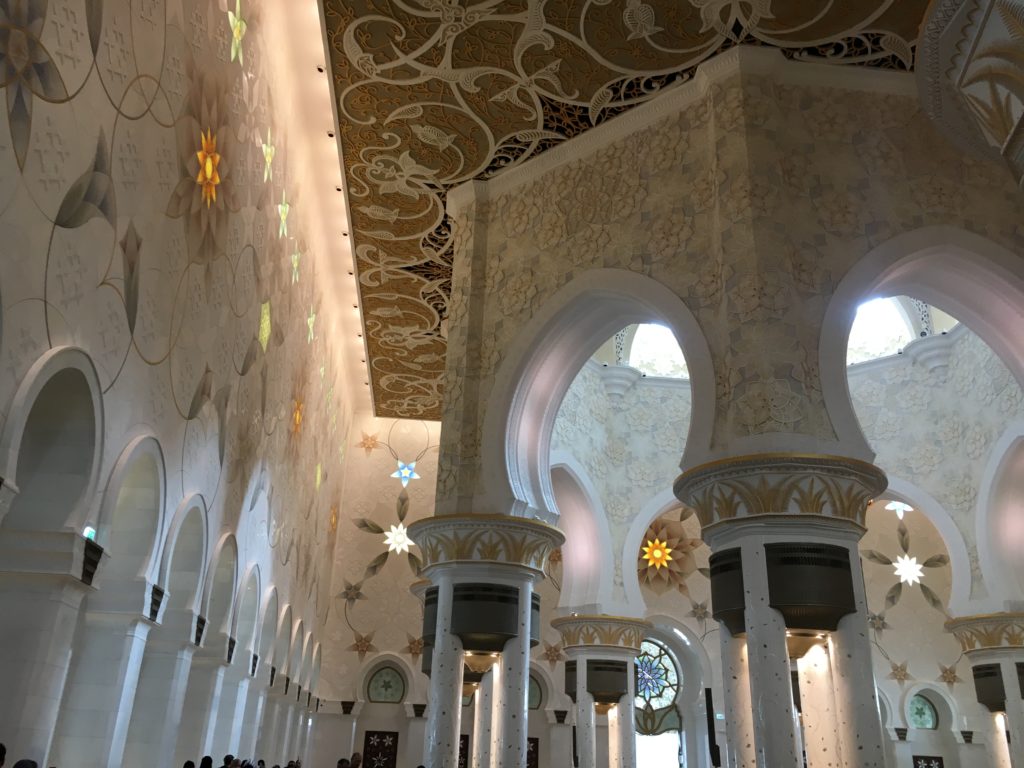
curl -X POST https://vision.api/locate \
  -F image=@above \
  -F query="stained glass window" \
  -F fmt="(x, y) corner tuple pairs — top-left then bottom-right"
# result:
(635, 639), (679, 710)
(908, 694), (938, 730)
(367, 665), (406, 703)
(528, 674), (543, 710)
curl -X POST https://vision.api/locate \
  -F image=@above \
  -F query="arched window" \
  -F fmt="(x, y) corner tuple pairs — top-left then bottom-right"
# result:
(367, 665), (406, 703)
(847, 297), (914, 364)
(634, 639), (681, 735)
(628, 324), (689, 379)
(528, 673), (543, 710)
(908, 693), (939, 730)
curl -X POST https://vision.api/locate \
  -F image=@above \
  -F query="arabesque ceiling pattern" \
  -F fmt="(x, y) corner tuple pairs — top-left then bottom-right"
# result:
(322, 0), (930, 418)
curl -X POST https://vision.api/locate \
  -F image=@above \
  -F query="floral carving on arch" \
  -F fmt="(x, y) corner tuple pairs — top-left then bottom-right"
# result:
(323, 0), (929, 418)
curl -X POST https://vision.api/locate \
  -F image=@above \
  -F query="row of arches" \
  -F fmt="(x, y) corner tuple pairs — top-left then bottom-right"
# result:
(0, 345), (322, 767)
(485, 226), (1024, 532)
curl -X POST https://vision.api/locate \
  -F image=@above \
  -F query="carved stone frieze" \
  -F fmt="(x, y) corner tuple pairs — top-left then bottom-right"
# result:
(946, 612), (1024, 652)
(407, 514), (564, 573)
(674, 453), (888, 529)
(550, 614), (651, 652)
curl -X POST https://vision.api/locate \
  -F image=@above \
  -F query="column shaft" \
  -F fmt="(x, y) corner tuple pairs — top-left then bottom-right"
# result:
(472, 668), (494, 768)
(719, 628), (755, 768)
(739, 540), (800, 768)
(830, 545), (886, 768)
(238, 684), (267, 759)
(796, 645), (843, 768)
(0, 575), (87, 765)
(213, 669), (250, 754)
(488, 657), (504, 768)
(497, 579), (534, 768)
(123, 643), (195, 768)
(574, 657), (597, 768)
(1003, 659), (1024, 768)
(174, 656), (227, 765)
(50, 613), (150, 768)
(615, 681), (637, 768)
(425, 574), (465, 768)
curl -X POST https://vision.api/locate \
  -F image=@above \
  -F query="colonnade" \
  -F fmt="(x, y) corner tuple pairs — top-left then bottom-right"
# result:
(0, 529), (318, 768)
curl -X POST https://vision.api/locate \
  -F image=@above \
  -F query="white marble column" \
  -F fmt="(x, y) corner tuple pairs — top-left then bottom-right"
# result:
(719, 629), (756, 768)
(829, 539), (886, 768)
(0, 571), (89, 765)
(613, 675), (637, 768)
(174, 655), (227, 764)
(238, 681), (267, 760)
(425, 573), (465, 768)
(571, 652), (597, 768)
(737, 539), (801, 768)
(213, 664), (251, 755)
(123, 639), (196, 768)
(607, 704), (621, 768)
(50, 612), (151, 768)
(796, 643), (843, 768)
(549, 712), (574, 767)
(405, 706), (428, 767)
(488, 655), (504, 768)
(496, 578), (534, 768)
(472, 668), (494, 768)
(256, 690), (284, 760)
(1001, 658), (1024, 768)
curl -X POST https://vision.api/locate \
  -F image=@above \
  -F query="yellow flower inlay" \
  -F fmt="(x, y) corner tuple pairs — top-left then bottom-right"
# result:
(196, 129), (221, 207)
(642, 538), (673, 570)
(291, 399), (303, 434)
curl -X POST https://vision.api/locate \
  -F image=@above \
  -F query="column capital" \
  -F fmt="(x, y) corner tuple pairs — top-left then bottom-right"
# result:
(675, 452), (887, 530)
(551, 614), (651, 653)
(408, 514), (564, 575)
(946, 612), (1024, 653)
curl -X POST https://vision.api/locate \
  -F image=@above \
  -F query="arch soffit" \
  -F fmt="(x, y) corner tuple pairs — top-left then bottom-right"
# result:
(200, 532), (239, 629)
(272, 603), (293, 669)
(97, 433), (167, 580)
(549, 451), (615, 609)
(882, 476), (972, 616)
(288, 617), (306, 674)
(255, 585), (280, 658)
(822, 226), (1024, 457)
(158, 493), (210, 608)
(481, 269), (714, 520)
(976, 420), (1024, 607)
(0, 345), (105, 527)
(231, 563), (262, 646)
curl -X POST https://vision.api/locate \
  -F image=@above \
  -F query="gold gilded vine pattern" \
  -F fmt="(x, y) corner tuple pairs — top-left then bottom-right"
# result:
(675, 455), (888, 528)
(946, 613), (1024, 651)
(408, 514), (564, 571)
(322, 0), (929, 418)
(551, 615), (651, 651)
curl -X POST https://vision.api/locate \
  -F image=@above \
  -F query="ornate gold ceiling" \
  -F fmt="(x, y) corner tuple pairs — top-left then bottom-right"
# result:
(322, 0), (930, 419)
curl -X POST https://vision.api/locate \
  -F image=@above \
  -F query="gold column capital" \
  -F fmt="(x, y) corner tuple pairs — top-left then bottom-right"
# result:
(550, 614), (651, 652)
(674, 452), (887, 529)
(408, 513), (564, 574)
(945, 612), (1024, 653)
